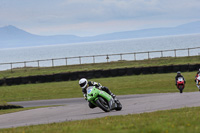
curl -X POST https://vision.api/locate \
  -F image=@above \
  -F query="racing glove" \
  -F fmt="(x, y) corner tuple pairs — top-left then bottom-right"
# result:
(99, 86), (103, 89)
(83, 94), (87, 100)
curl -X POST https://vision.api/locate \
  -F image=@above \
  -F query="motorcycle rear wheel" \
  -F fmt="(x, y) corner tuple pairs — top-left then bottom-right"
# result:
(96, 97), (110, 112)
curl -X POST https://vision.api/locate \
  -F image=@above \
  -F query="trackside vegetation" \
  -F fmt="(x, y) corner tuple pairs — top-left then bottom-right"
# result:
(0, 107), (200, 133)
(0, 71), (198, 102)
(0, 55), (200, 79)
(0, 56), (199, 132)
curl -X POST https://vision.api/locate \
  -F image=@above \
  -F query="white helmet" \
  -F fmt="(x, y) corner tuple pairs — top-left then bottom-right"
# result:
(79, 78), (88, 89)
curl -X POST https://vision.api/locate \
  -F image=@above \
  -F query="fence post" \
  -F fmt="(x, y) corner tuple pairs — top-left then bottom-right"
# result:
(106, 55), (109, 62)
(65, 58), (68, 65)
(188, 48), (190, 56)
(10, 63), (13, 73)
(52, 59), (54, 67)
(134, 53), (136, 61)
(79, 57), (81, 64)
(174, 49), (176, 58)
(24, 61), (27, 71)
(37, 60), (40, 69)
(93, 56), (95, 63)
(161, 51), (163, 57)
(2, 47), (200, 71)
(24, 62), (26, 68)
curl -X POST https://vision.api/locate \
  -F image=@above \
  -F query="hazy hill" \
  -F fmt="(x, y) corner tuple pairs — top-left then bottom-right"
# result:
(0, 21), (200, 48)
(0, 25), (81, 48)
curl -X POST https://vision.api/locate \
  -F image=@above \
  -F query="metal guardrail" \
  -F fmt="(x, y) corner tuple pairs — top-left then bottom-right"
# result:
(0, 47), (200, 72)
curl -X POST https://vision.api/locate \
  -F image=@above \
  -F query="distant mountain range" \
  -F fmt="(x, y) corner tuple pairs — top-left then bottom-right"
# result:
(0, 21), (200, 48)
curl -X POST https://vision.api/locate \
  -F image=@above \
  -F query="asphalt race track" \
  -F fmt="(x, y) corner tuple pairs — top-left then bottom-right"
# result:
(1, 92), (200, 129)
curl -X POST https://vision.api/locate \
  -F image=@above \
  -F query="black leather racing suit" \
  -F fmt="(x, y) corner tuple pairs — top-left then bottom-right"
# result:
(82, 81), (114, 108)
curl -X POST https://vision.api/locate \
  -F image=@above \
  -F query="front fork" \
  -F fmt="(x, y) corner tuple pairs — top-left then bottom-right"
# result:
(108, 98), (117, 110)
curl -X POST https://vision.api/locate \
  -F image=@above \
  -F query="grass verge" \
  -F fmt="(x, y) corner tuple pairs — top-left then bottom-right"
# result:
(0, 56), (200, 79)
(0, 101), (23, 110)
(0, 71), (198, 102)
(1, 107), (200, 133)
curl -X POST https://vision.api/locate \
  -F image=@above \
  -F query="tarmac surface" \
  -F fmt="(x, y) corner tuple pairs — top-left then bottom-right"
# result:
(1, 92), (200, 129)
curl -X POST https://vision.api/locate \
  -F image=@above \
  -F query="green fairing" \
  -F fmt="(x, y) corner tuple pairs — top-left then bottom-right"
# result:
(87, 86), (112, 106)
(98, 90), (112, 101)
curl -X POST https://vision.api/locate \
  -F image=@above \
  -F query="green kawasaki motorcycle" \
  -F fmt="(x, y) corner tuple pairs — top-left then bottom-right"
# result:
(87, 86), (122, 112)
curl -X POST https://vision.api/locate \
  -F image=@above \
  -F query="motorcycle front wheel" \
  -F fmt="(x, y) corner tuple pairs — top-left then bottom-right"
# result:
(96, 97), (110, 112)
(178, 85), (184, 93)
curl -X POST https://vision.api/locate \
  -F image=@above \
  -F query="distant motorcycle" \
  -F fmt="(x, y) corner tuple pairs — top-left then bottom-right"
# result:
(86, 86), (122, 112)
(196, 74), (200, 91)
(176, 77), (185, 93)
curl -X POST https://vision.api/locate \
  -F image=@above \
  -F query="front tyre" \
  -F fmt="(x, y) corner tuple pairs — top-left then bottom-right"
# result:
(96, 97), (110, 112)
(179, 85), (183, 93)
(115, 100), (122, 111)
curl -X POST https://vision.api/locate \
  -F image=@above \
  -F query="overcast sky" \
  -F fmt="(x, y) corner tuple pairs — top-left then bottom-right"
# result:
(0, 0), (200, 36)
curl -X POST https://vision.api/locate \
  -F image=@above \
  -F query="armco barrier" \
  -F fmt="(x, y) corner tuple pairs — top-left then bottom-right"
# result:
(126, 68), (134, 75)
(69, 72), (79, 81)
(21, 77), (29, 84)
(118, 68), (127, 76)
(45, 74), (55, 82)
(94, 70), (102, 78)
(101, 70), (110, 77)
(0, 105), (23, 110)
(37, 75), (47, 83)
(0, 63), (199, 86)
(0, 79), (4, 86)
(110, 69), (118, 77)
(142, 67), (151, 74)
(5, 78), (13, 86)
(173, 65), (180, 72)
(166, 65), (174, 73)
(133, 67), (142, 75)
(86, 71), (95, 79)
(189, 65), (195, 71)
(180, 64), (189, 72)
(54, 73), (63, 82)
(12, 77), (21, 85)
(29, 76), (38, 84)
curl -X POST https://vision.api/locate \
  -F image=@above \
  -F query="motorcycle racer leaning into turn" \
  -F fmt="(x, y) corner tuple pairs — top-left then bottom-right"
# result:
(175, 71), (186, 85)
(79, 78), (116, 109)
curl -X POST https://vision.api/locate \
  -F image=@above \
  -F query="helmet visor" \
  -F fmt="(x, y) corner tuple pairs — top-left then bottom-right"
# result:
(80, 81), (87, 88)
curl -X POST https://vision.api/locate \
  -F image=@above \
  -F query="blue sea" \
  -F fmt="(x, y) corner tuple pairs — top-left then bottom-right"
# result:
(0, 34), (200, 70)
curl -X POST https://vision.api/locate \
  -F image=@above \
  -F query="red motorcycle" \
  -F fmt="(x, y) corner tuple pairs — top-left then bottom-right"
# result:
(177, 77), (185, 93)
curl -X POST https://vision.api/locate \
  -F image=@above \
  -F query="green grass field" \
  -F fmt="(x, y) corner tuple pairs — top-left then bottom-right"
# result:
(0, 56), (199, 132)
(1, 107), (200, 133)
(1, 55), (200, 79)
(0, 71), (198, 102)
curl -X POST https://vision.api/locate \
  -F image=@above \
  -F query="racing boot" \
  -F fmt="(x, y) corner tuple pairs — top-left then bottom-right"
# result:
(111, 93), (120, 103)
